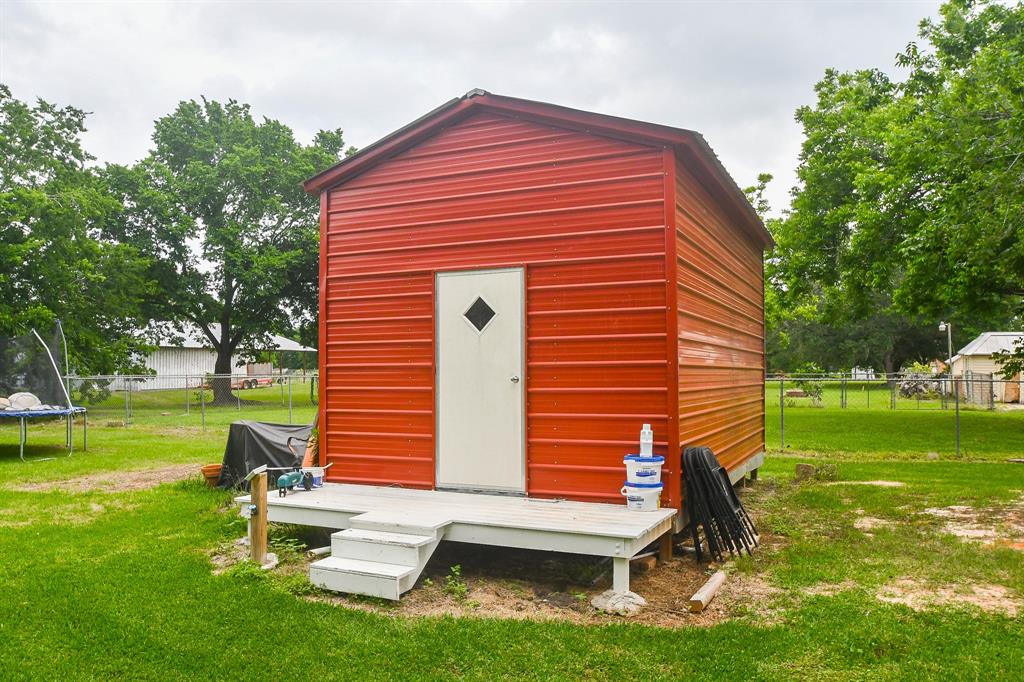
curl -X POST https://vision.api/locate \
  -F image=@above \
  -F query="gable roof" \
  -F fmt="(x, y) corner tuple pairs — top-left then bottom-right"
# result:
(305, 89), (773, 248)
(957, 331), (1024, 357)
(151, 324), (315, 353)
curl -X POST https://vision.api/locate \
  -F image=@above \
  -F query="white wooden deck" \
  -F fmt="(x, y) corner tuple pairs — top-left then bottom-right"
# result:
(238, 483), (675, 558)
(236, 483), (676, 599)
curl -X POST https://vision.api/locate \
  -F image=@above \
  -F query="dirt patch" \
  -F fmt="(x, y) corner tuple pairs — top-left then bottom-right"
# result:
(299, 540), (786, 628)
(210, 537), (252, 575)
(922, 496), (1024, 548)
(854, 516), (894, 535)
(14, 463), (200, 493)
(877, 578), (1020, 616)
(826, 480), (906, 488)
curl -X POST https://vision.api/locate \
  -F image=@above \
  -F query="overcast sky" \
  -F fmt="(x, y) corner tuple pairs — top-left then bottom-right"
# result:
(2, 0), (941, 215)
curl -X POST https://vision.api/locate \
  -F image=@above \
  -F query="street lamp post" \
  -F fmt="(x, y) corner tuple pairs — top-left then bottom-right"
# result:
(939, 322), (960, 457)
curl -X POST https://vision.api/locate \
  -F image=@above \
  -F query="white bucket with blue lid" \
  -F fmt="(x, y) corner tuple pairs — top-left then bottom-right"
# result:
(624, 454), (664, 484)
(301, 466), (327, 488)
(620, 480), (662, 511)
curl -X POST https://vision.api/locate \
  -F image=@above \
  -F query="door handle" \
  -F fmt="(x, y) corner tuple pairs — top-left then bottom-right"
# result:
(510, 375), (520, 384)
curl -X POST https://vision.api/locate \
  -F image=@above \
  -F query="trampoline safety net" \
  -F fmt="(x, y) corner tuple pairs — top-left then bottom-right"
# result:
(0, 322), (73, 411)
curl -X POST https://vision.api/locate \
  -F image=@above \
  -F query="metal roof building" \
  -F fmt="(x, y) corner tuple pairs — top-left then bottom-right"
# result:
(306, 90), (772, 512)
(951, 332), (1023, 403)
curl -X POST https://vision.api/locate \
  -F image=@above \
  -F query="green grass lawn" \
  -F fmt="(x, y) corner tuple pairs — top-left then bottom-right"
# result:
(1, 415), (1022, 679)
(80, 383), (317, 429)
(0, 403), (314, 486)
(767, 402), (1023, 459)
(766, 380), (1023, 459)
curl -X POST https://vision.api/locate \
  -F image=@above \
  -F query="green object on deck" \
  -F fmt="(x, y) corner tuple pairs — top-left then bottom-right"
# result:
(277, 470), (304, 496)
(277, 470), (314, 497)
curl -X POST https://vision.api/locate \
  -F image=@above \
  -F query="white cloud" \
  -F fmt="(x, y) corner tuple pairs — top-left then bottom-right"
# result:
(1, 0), (941, 215)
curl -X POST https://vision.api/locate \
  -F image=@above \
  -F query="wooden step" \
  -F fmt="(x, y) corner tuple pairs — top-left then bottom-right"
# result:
(309, 556), (417, 600)
(331, 528), (435, 565)
(347, 510), (451, 538)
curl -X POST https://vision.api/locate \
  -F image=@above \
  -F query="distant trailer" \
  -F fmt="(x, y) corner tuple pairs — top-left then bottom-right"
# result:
(306, 90), (773, 515)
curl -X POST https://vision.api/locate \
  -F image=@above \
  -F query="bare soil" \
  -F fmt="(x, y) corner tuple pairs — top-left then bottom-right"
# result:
(922, 495), (1024, 549)
(210, 537), (251, 575)
(309, 540), (785, 627)
(853, 516), (894, 535)
(14, 463), (200, 493)
(877, 578), (1019, 616)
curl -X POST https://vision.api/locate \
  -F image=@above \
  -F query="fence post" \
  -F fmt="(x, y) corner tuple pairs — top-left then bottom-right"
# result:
(953, 376), (961, 457)
(288, 376), (293, 425)
(778, 377), (784, 450)
(124, 379), (131, 426)
(890, 380), (896, 410)
(185, 373), (190, 415)
(201, 381), (206, 430)
(236, 376), (241, 411)
(841, 378), (846, 408)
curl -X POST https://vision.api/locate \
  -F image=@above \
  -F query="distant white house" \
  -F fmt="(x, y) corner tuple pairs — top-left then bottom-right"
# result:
(112, 324), (316, 391)
(949, 332), (1023, 403)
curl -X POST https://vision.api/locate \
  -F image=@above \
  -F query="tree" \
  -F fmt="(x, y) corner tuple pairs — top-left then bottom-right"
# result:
(106, 98), (347, 402)
(770, 0), (1023, 372)
(0, 84), (152, 375)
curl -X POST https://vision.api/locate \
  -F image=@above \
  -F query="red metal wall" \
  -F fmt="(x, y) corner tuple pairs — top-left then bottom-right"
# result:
(320, 111), (673, 504)
(674, 153), (767, 471)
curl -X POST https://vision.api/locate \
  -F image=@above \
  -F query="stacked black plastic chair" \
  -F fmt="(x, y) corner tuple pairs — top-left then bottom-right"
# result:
(682, 446), (759, 563)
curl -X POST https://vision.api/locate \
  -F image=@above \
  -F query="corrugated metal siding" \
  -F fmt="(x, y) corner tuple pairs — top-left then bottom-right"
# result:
(674, 156), (766, 472)
(321, 111), (671, 503)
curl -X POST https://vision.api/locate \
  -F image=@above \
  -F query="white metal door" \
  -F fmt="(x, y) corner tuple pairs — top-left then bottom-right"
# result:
(437, 268), (525, 492)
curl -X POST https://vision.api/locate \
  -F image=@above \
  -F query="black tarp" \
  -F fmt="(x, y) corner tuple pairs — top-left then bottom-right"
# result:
(217, 420), (312, 490)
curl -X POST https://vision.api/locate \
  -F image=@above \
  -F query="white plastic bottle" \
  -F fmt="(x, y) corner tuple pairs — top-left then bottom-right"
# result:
(639, 423), (654, 456)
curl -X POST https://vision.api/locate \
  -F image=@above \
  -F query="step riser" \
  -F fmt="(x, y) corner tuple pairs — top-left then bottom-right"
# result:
(331, 538), (422, 565)
(310, 566), (400, 601)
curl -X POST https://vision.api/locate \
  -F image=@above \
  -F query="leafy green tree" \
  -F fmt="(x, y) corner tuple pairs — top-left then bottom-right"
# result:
(0, 84), (152, 374)
(106, 98), (347, 402)
(770, 0), (1023, 373)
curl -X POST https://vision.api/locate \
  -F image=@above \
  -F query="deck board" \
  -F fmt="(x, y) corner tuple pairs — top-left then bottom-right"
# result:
(239, 483), (675, 556)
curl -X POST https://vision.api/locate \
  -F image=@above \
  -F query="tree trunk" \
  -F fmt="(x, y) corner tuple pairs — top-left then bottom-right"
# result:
(211, 345), (236, 405)
(883, 350), (896, 378)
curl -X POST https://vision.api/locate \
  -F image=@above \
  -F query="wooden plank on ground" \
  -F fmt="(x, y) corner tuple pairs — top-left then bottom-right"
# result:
(688, 570), (726, 613)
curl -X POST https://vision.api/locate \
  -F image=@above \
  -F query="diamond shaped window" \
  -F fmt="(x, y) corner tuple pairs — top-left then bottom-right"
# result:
(464, 297), (496, 332)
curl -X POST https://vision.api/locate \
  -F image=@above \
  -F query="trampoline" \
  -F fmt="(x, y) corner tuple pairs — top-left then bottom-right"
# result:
(0, 407), (88, 461)
(1, 323), (88, 462)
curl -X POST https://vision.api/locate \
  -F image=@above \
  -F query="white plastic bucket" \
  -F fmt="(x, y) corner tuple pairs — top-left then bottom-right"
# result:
(624, 455), (664, 484)
(620, 481), (662, 511)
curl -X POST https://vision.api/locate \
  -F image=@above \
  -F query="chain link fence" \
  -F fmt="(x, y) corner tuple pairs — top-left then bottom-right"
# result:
(768, 372), (1015, 411)
(67, 373), (319, 428)
(767, 372), (1023, 456)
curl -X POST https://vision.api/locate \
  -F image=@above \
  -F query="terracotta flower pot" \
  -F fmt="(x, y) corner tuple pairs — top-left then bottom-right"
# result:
(201, 463), (222, 488)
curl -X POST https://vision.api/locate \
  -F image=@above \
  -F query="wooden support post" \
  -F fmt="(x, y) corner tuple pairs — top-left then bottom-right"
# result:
(658, 532), (673, 561)
(250, 472), (268, 564)
(612, 556), (630, 593)
(688, 570), (726, 613)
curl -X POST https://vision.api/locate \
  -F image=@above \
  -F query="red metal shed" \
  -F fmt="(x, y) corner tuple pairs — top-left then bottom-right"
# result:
(305, 90), (772, 514)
